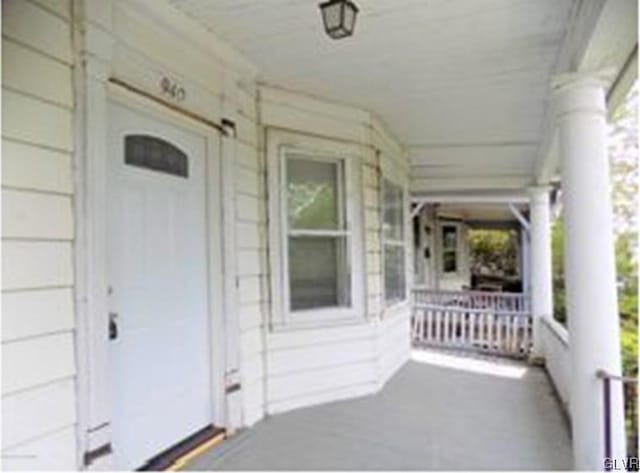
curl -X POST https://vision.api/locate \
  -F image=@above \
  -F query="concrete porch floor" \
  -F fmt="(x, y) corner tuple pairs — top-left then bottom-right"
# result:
(184, 349), (572, 470)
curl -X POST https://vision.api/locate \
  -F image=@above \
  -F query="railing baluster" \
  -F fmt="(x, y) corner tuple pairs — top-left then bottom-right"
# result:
(424, 309), (432, 342)
(444, 310), (450, 344)
(411, 288), (532, 358)
(469, 312), (476, 348)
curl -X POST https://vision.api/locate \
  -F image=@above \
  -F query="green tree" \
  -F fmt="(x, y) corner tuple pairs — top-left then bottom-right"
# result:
(551, 218), (566, 325)
(467, 229), (519, 277)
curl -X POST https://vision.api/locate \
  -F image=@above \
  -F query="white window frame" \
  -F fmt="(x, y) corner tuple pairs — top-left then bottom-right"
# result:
(267, 129), (365, 329)
(440, 222), (461, 276)
(382, 177), (409, 307)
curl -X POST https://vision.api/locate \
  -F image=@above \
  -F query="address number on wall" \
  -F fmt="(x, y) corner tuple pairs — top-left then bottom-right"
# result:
(160, 77), (186, 102)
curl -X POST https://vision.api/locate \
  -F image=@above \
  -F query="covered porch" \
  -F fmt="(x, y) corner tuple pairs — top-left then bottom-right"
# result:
(2, 0), (637, 470)
(181, 349), (571, 470)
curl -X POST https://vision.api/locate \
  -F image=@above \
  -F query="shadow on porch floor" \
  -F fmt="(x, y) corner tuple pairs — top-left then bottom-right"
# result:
(184, 349), (572, 470)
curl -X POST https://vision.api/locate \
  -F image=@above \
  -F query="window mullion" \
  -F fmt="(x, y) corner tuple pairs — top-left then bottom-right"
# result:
(288, 228), (350, 238)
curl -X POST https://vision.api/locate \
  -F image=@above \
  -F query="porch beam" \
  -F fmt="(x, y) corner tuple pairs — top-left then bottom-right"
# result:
(411, 191), (529, 205)
(464, 220), (520, 230)
(508, 203), (530, 234)
(410, 200), (427, 219)
(553, 70), (625, 469)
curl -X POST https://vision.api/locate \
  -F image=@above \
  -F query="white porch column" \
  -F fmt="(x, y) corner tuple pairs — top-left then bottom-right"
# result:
(528, 186), (553, 358)
(520, 228), (531, 299)
(553, 72), (625, 469)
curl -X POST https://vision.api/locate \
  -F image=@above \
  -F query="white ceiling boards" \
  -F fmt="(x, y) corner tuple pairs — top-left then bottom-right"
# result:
(168, 0), (635, 192)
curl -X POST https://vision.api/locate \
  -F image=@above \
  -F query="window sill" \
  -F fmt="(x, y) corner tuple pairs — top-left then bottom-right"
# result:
(270, 315), (369, 333)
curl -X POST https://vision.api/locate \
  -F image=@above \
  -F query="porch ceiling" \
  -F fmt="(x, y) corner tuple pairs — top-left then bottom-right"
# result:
(169, 0), (572, 191)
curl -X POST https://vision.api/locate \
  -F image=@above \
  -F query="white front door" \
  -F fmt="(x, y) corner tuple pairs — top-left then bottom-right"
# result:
(108, 103), (212, 469)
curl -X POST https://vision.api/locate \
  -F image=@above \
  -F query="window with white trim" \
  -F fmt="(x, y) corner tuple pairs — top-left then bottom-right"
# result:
(383, 179), (407, 304)
(268, 132), (364, 327)
(441, 224), (459, 274)
(286, 154), (350, 311)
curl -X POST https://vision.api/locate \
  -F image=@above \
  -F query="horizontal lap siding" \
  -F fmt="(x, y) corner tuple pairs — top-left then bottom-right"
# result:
(265, 325), (379, 415)
(232, 87), (267, 427)
(111, 3), (266, 431)
(364, 158), (383, 318)
(259, 87), (410, 417)
(1, 1), (77, 470)
(374, 115), (412, 382)
(378, 310), (412, 384)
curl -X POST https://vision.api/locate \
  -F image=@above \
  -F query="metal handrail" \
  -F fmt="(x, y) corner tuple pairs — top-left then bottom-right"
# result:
(597, 370), (638, 384)
(596, 369), (638, 468)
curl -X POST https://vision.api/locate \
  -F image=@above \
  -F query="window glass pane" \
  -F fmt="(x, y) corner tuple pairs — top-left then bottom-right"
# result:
(287, 157), (340, 230)
(289, 236), (351, 311)
(384, 245), (405, 303)
(443, 251), (457, 273)
(383, 180), (404, 240)
(442, 225), (457, 249)
(125, 135), (188, 177)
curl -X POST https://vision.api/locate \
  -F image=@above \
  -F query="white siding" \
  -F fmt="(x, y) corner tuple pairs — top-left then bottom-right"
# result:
(258, 86), (411, 416)
(378, 310), (412, 384)
(541, 317), (571, 413)
(1, 1), (77, 470)
(108, 0), (267, 435)
(232, 84), (267, 428)
(2, 3), (412, 467)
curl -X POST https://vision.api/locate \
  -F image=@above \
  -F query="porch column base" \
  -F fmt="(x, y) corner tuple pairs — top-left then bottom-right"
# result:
(527, 354), (545, 367)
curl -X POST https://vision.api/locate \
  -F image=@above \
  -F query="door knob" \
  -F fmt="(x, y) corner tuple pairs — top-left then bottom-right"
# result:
(109, 312), (118, 340)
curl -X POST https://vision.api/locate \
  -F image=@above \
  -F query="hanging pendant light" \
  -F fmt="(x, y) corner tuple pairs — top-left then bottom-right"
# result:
(319, 0), (359, 40)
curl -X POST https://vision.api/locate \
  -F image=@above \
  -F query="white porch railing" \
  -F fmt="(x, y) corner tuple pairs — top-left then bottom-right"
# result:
(413, 287), (529, 312)
(411, 288), (532, 358)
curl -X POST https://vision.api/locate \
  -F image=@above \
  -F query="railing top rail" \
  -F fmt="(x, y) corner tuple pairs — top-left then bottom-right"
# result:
(413, 302), (531, 317)
(411, 287), (526, 299)
(596, 370), (638, 384)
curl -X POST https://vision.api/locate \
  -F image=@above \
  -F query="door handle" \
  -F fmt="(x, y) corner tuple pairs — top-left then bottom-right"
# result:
(109, 312), (118, 340)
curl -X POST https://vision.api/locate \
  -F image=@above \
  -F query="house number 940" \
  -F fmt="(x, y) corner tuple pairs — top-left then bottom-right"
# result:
(160, 77), (186, 102)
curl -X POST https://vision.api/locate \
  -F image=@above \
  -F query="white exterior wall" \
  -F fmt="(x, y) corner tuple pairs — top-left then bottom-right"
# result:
(541, 317), (571, 413)
(2, 0), (78, 469)
(1, 2), (410, 468)
(258, 87), (411, 416)
(414, 209), (472, 291)
(86, 0), (265, 442)
(231, 86), (265, 428)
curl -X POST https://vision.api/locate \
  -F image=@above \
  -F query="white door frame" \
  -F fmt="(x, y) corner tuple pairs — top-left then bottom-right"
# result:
(74, 66), (232, 471)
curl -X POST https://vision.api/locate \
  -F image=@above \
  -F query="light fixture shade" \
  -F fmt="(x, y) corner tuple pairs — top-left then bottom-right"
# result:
(319, 0), (359, 39)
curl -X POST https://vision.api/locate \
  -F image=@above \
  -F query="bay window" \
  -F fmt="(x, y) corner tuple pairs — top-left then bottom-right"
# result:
(267, 130), (364, 327)
(383, 179), (407, 305)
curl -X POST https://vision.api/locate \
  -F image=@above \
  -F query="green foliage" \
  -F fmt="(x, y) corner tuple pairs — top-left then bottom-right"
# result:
(551, 218), (567, 325)
(617, 232), (638, 377)
(467, 229), (519, 277)
(287, 183), (337, 229)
